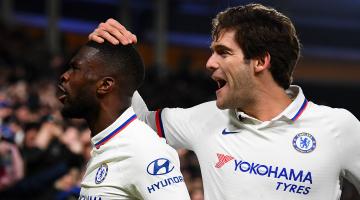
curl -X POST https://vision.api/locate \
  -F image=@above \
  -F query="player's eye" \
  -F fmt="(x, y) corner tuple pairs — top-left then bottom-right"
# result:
(69, 64), (80, 71)
(218, 50), (230, 58)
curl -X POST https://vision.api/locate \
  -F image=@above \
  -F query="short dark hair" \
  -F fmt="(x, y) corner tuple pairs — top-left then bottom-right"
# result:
(212, 3), (300, 89)
(85, 41), (145, 94)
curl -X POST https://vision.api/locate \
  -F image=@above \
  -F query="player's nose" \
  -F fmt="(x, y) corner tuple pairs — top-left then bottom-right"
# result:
(60, 70), (70, 83)
(206, 53), (219, 72)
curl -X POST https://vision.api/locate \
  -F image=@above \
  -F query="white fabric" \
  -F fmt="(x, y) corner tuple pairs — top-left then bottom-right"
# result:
(79, 107), (190, 200)
(131, 85), (360, 200)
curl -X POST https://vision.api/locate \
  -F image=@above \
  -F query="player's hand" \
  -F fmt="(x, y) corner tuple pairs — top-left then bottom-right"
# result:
(89, 18), (137, 45)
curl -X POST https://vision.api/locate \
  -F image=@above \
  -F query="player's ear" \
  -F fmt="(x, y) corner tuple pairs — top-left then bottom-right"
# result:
(254, 52), (271, 73)
(96, 77), (115, 95)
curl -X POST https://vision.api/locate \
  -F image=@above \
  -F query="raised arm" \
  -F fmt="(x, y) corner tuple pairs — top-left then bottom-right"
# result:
(89, 18), (137, 45)
(131, 91), (158, 132)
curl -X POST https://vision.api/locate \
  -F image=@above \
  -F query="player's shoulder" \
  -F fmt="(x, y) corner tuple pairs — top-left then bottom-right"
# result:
(163, 100), (222, 119)
(130, 118), (165, 142)
(189, 100), (218, 111)
(130, 119), (178, 153)
(309, 102), (359, 125)
(129, 128), (180, 173)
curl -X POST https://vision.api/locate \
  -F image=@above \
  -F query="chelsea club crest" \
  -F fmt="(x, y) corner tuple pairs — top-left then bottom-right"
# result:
(292, 132), (316, 153)
(95, 163), (108, 184)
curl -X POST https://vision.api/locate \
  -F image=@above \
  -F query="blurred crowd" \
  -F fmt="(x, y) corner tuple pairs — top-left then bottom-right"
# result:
(0, 24), (358, 200)
(0, 24), (90, 199)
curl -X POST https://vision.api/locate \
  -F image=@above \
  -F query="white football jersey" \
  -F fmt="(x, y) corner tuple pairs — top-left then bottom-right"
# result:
(79, 107), (190, 200)
(132, 86), (360, 200)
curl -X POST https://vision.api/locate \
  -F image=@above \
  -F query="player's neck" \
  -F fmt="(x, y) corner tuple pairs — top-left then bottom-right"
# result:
(240, 85), (291, 122)
(87, 97), (131, 137)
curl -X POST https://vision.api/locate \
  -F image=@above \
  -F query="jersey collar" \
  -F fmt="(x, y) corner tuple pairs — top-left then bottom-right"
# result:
(281, 85), (308, 122)
(235, 85), (308, 124)
(91, 107), (137, 149)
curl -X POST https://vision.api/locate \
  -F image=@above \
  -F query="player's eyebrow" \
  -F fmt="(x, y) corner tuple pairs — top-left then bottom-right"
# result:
(68, 58), (85, 70)
(210, 44), (233, 53)
(68, 59), (79, 67)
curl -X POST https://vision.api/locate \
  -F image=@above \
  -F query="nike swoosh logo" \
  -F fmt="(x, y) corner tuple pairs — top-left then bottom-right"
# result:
(222, 128), (239, 135)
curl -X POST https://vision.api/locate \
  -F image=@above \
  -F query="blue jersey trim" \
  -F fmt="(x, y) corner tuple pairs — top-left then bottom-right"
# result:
(95, 114), (137, 149)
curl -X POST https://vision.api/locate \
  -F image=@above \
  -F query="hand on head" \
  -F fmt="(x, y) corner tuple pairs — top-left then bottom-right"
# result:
(89, 18), (137, 45)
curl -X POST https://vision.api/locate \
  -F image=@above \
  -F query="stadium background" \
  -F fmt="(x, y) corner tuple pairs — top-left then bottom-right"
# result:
(0, 0), (359, 199)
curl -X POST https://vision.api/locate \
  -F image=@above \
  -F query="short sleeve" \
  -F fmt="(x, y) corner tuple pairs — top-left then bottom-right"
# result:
(132, 91), (217, 151)
(157, 101), (216, 150)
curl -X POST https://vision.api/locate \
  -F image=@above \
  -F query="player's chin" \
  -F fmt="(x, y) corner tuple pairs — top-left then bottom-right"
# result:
(216, 89), (227, 108)
(215, 98), (227, 110)
(60, 106), (82, 119)
(216, 94), (235, 110)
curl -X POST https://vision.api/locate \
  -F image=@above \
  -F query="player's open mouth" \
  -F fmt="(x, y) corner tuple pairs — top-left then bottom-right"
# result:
(215, 78), (227, 90)
(58, 95), (67, 104)
(57, 85), (68, 104)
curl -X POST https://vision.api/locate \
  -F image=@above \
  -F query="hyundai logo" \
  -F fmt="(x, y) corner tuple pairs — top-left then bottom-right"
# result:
(147, 158), (175, 175)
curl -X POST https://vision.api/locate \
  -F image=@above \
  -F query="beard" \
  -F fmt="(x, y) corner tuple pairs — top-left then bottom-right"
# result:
(61, 91), (98, 119)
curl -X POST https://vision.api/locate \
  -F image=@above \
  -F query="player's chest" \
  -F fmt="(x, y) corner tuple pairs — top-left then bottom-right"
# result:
(82, 149), (135, 186)
(196, 123), (341, 197)
(198, 121), (339, 161)
(80, 159), (134, 199)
